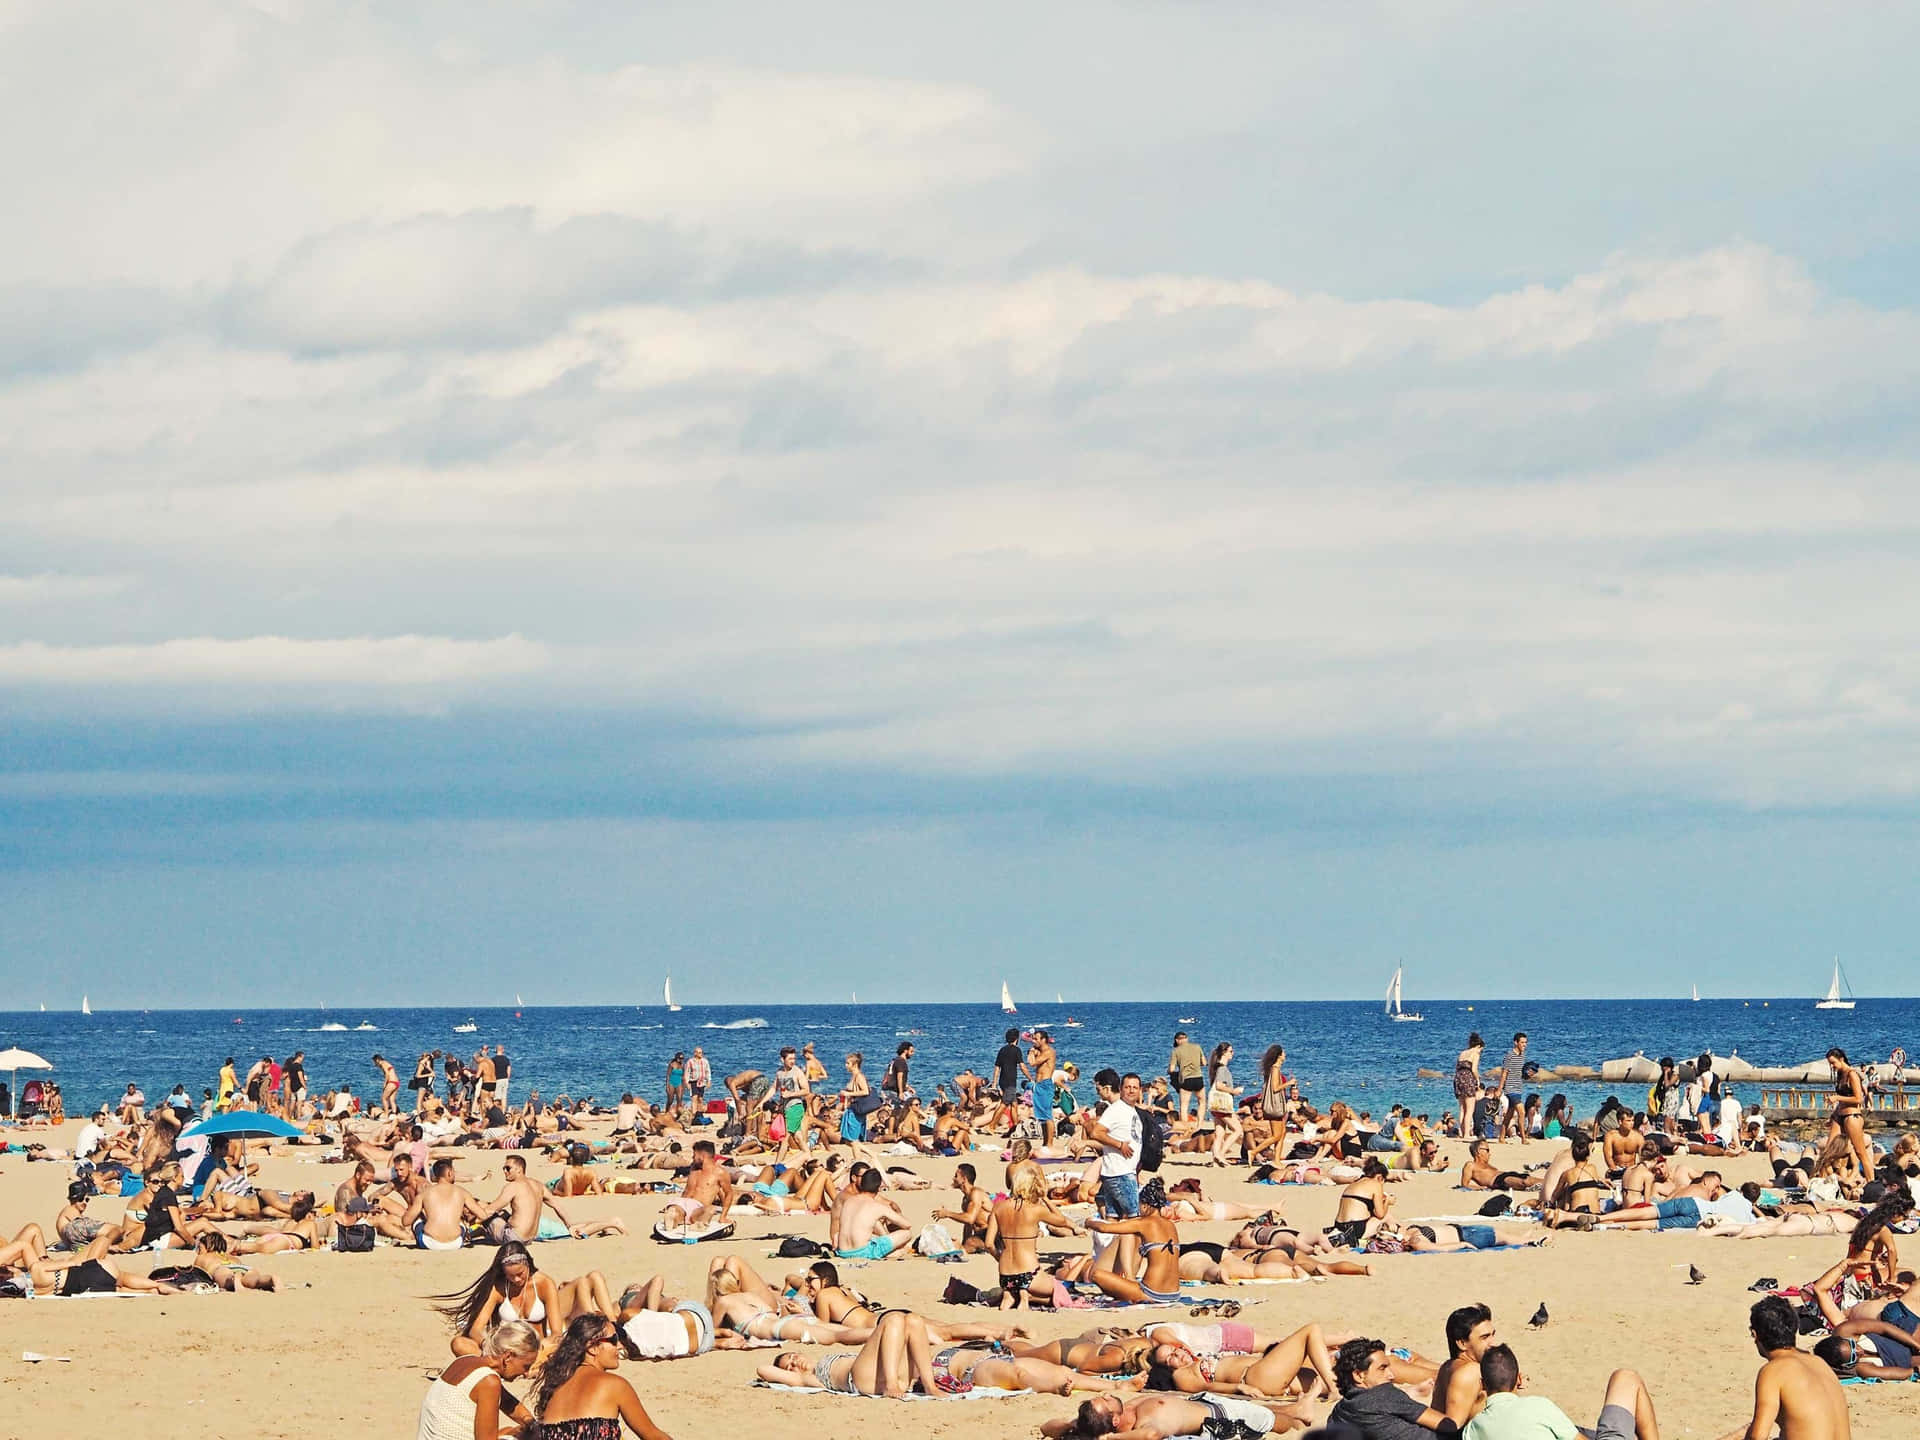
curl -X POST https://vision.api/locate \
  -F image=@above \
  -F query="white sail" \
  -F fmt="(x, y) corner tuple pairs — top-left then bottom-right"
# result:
(1385, 967), (1422, 1022)
(1001, 980), (1017, 1014)
(1691, 984), (1699, 1002)
(81, 994), (91, 1015)
(1816, 960), (1855, 1010)
(516, 993), (524, 1006)
(665, 976), (682, 1012)
(1056, 992), (1064, 1004)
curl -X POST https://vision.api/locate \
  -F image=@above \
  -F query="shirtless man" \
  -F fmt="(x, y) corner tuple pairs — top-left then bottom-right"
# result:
(373, 1054), (401, 1115)
(1026, 1030), (1060, 1147)
(486, 1153), (626, 1243)
(931, 1163), (993, 1252)
(403, 1157), (486, 1249)
(1605, 1114), (1646, 1173)
(932, 1102), (974, 1154)
(834, 1167), (911, 1260)
(1434, 1304), (1497, 1426)
(1460, 1140), (1538, 1192)
(137, 1105), (185, 1177)
(660, 1139), (735, 1230)
(1721, 1296), (1849, 1440)
(1044, 1390), (1304, 1439)
(473, 1050), (497, 1116)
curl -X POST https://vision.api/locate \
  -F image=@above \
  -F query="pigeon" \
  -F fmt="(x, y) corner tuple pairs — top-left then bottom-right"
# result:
(1528, 1303), (1549, 1329)
(1688, 1265), (1707, 1286)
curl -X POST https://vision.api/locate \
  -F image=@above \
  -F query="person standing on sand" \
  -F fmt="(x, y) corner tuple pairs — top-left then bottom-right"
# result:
(993, 1028), (1025, 1130)
(216, 1056), (238, 1112)
(1169, 1031), (1206, 1124)
(374, 1054), (401, 1115)
(686, 1046), (710, 1109)
(1082, 1069), (1142, 1222)
(492, 1045), (513, 1108)
(1025, 1029), (1059, 1147)
(1454, 1033), (1486, 1139)
(1496, 1033), (1528, 1140)
(1721, 1296), (1850, 1440)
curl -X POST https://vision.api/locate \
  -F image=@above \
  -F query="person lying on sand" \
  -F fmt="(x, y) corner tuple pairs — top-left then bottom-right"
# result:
(1043, 1391), (1311, 1438)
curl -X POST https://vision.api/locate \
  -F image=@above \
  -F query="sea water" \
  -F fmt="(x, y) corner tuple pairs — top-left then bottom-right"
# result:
(4, 997), (1915, 1120)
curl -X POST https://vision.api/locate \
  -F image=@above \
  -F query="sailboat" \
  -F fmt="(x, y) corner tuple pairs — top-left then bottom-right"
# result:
(81, 995), (91, 1016)
(665, 977), (682, 1013)
(1001, 980), (1018, 1015)
(516, 993), (524, 1006)
(1384, 967), (1422, 1023)
(1056, 992), (1064, 1004)
(1691, 984), (1700, 1002)
(1815, 960), (1856, 1011)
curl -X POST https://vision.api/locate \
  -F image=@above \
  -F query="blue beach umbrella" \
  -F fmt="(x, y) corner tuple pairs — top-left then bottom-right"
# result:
(181, 1111), (306, 1142)
(178, 1110), (308, 1190)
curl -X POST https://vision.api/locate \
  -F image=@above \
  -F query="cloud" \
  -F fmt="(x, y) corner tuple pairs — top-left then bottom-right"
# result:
(0, 634), (547, 694)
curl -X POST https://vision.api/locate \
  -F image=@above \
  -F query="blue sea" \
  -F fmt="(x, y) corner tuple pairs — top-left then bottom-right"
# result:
(4, 997), (1916, 1120)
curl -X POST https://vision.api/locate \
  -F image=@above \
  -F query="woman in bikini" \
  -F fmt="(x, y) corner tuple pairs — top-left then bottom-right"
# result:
(230, 1192), (325, 1254)
(1541, 1131), (1612, 1226)
(1086, 1178), (1184, 1305)
(986, 1166), (1082, 1310)
(757, 1309), (947, 1398)
(438, 1241), (618, 1357)
(1147, 1322), (1340, 1400)
(1012, 1329), (1158, 1375)
(1454, 1033), (1485, 1138)
(1385, 1221), (1548, 1252)
(1828, 1047), (1876, 1179)
(919, 1341), (1147, 1396)
(705, 1254), (872, 1344)
(1179, 1240), (1370, 1282)
(1165, 1188), (1268, 1224)
(1323, 1159), (1392, 1248)
(535, 1313), (676, 1439)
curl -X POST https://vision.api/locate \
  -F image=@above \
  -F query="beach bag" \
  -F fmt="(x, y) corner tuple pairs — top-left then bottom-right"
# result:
(1139, 1111), (1168, 1174)
(850, 1092), (886, 1118)
(776, 1236), (831, 1259)
(333, 1222), (375, 1253)
(1477, 1195), (1513, 1217)
(916, 1222), (960, 1257)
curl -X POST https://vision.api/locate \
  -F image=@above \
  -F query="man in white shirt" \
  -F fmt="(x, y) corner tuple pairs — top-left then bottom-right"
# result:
(1082, 1069), (1143, 1220)
(75, 1112), (109, 1162)
(1464, 1343), (1659, 1440)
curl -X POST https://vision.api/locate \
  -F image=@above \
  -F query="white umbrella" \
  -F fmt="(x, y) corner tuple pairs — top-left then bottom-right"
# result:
(0, 1048), (52, 1120)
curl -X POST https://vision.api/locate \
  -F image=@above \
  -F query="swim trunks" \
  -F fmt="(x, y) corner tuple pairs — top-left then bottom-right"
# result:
(535, 1214), (570, 1241)
(1654, 1197), (1702, 1231)
(414, 1219), (467, 1249)
(836, 1235), (896, 1261)
(1197, 1393), (1274, 1439)
(1592, 1402), (1636, 1440)
(1033, 1085), (1055, 1122)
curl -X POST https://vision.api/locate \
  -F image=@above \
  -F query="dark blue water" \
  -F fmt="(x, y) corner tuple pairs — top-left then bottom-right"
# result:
(3, 998), (1915, 1119)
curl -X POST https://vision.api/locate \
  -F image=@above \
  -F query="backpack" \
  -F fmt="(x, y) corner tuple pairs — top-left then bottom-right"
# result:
(1138, 1110), (1167, 1174)
(775, 1236), (830, 1259)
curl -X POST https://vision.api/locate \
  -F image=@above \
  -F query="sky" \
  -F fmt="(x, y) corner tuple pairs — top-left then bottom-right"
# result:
(4, 1), (1920, 1007)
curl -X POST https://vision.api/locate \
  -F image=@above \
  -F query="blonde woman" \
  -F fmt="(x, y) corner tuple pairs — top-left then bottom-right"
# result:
(416, 1320), (540, 1440)
(985, 1166), (1082, 1310)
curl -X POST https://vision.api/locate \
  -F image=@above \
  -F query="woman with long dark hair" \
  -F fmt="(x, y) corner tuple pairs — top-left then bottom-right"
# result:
(1204, 1043), (1244, 1168)
(535, 1313), (675, 1439)
(1453, 1034), (1485, 1138)
(435, 1240), (617, 1357)
(1828, 1047), (1874, 1177)
(1844, 1189), (1912, 1290)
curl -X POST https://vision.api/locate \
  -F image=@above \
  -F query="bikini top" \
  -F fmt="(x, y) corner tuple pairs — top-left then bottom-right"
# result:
(499, 1284), (547, 1324)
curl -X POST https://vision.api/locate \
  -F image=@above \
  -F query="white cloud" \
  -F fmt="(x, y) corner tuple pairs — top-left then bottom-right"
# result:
(3, 6), (1920, 814)
(0, 634), (547, 691)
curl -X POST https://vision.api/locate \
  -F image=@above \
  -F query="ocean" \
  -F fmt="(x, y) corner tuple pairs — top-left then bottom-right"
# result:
(4, 996), (1915, 1121)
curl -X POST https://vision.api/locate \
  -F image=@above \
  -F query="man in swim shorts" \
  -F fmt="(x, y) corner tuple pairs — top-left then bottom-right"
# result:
(404, 1158), (483, 1249)
(1026, 1030), (1059, 1146)
(1586, 1173), (1752, 1231)
(660, 1139), (735, 1231)
(833, 1167), (911, 1259)
(1044, 1391), (1292, 1440)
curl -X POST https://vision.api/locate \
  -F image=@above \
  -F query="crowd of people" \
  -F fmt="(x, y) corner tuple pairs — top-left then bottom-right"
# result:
(3, 1021), (1912, 1440)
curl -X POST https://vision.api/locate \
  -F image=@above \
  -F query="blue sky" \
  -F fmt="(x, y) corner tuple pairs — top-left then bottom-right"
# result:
(3, 2), (1919, 1005)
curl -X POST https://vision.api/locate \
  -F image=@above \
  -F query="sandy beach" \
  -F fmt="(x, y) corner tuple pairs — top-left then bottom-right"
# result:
(0, 1123), (1911, 1440)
